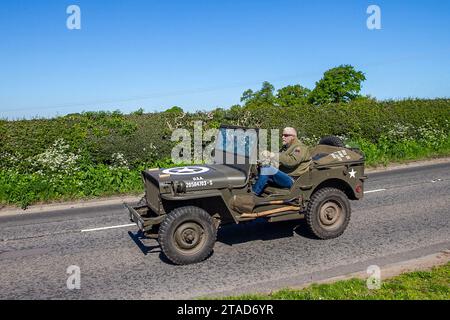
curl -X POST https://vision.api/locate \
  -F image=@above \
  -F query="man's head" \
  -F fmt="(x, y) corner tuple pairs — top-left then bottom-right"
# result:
(282, 127), (297, 146)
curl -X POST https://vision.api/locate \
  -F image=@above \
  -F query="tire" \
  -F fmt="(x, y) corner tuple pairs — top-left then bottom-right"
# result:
(158, 206), (217, 265)
(319, 136), (345, 147)
(305, 188), (351, 239)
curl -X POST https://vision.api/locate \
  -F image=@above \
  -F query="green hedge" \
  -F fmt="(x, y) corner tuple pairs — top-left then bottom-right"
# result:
(1, 99), (449, 207)
(1, 99), (449, 168)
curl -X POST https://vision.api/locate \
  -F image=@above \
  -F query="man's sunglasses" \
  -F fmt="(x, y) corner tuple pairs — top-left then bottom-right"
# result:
(282, 134), (294, 137)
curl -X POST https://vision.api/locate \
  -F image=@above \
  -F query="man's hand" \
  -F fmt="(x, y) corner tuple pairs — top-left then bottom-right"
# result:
(261, 150), (275, 159)
(259, 150), (277, 167)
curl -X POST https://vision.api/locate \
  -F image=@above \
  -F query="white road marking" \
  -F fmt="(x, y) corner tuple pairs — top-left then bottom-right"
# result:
(81, 223), (136, 233)
(364, 189), (386, 194)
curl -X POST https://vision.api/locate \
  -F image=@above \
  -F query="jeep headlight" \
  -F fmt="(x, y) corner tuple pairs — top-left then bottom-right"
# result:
(173, 181), (187, 193)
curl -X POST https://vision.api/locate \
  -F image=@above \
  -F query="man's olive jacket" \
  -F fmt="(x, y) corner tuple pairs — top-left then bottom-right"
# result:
(278, 138), (312, 177)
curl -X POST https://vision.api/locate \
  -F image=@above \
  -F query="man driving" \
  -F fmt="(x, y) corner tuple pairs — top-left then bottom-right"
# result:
(252, 127), (311, 196)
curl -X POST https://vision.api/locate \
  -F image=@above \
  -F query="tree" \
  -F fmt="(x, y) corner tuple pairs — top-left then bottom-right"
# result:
(276, 85), (311, 107)
(240, 81), (276, 107)
(308, 65), (366, 105)
(131, 107), (144, 115)
(240, 89), (254, 103)
(165, 106), (184, 114)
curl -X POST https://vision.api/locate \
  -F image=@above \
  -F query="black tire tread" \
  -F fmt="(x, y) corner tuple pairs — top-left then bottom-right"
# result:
(158, 206), (217, 265)
(305, 187), (351, 239)
(319, 136), (345, 147)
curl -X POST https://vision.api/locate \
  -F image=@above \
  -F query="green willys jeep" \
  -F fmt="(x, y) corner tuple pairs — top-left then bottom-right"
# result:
(126, 125), (366, 265)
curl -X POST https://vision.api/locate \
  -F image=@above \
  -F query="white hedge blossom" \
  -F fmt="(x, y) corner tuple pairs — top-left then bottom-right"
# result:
(381, 121), (448, 148)
(30, 138), (80, 174)
(111, 152), (129, 168)
(0, 151), (21, 168)
(385, 123), (412, 140)
(416, 121), (447, 148)
(301, 135), (319, 146)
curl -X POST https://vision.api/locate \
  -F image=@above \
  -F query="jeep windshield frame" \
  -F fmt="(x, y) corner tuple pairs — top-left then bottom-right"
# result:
(213, 125), (259, 179)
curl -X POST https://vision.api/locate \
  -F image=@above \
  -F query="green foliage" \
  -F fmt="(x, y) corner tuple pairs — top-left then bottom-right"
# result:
(2, 63), (449, 208)
(276, 85), (311, 107)
(0, 110), (138, 164)
(131, 107), (145, 115)
(0, 165), (140, 209)
(309, 65), (366, 105)
(164, 106), (184, 114)
(346, 118), (450, 165)
(240, 81), (276, 108)
(0, 159), (179, 208)
(1, 96), (449, 207)
(239, 65), (365, 108)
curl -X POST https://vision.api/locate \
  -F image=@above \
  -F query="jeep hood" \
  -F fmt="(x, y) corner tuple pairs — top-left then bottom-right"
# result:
(143, 164), (247, 191)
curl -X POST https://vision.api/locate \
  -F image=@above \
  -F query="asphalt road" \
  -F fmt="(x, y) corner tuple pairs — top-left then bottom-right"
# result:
(0, 162), (449, 299)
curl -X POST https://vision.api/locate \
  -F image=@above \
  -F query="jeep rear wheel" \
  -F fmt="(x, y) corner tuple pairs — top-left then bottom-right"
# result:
(158, 206), (217, 265)
(305, 188), (351, 239)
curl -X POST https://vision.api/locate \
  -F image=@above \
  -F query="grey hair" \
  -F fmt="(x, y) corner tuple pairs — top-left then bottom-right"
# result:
(283, 127), (297, 137)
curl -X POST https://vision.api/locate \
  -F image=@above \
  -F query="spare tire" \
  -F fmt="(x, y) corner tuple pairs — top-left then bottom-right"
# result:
(319, 136), (345, 147)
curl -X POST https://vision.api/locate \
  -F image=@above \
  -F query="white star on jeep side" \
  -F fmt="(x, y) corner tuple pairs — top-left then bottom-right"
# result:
(349, 168), (357, 178)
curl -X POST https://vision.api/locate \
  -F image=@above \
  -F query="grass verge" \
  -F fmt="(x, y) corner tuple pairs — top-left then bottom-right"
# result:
(218, 263), (450, 300)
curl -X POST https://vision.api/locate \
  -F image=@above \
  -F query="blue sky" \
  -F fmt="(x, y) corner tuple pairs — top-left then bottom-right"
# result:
(1, 0), (449, 119)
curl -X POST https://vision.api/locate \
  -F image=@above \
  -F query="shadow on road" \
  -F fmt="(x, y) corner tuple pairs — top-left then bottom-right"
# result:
(127, 231), (181, 265)
(217, 218), (316, 246)
(128, 218), (316, 264)
(127, 231), (160, 255)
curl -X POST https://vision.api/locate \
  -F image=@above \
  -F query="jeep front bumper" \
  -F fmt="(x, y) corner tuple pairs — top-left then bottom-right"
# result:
(125, 203), (165, 232)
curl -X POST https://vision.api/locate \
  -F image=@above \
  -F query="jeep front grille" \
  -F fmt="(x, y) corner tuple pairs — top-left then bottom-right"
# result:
(145, 180), (161, 214)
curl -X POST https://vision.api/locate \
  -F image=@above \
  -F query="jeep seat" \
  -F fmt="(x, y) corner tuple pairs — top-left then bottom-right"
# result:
(261, 175), (302, 196)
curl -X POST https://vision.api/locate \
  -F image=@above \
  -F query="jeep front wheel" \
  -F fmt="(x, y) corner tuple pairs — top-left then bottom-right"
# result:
(305, 188), (351, 239)
(158, 206), (217, 265)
